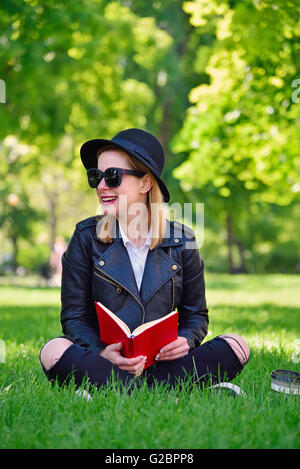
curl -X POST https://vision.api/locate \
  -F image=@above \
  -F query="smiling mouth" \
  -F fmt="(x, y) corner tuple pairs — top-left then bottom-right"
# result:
(101, 196), (118, 204)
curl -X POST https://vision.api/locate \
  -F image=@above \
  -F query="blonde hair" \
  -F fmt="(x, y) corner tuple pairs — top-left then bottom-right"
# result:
(96, 145), (167, 249)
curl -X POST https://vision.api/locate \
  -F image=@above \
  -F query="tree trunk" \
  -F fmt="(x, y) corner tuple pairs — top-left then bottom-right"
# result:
(226, 214), (235, 274)
(226, 213), (247, 274)
(158, 98), (172, 160)
(43, 186), (58, 278)
(49, 194), (57, 253)
(236, 238), (247, 273)
(10, 231), (18, 274)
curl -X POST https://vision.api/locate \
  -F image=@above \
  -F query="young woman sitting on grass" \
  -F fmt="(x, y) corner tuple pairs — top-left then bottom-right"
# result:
(40, 128), (250, 394)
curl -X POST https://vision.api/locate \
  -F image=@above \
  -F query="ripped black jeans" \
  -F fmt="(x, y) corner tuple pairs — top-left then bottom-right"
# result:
(40, 336), (247, 392)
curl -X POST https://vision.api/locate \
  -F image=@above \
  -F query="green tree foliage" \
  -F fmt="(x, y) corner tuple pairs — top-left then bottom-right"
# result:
(0, 0), (175, 272)
(172, 0), (300, 272)
(0, 0), (174, 144)
(0, 0), (299, 274)
(0, 137), (46, 273)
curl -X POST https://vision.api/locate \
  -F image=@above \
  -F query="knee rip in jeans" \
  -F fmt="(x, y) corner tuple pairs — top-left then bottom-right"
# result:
(218, 335), (250, 366)
(40, 338), (73, 371)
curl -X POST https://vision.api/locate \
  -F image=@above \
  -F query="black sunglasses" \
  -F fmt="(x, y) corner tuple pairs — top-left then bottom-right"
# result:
(87, 167), (146, 189)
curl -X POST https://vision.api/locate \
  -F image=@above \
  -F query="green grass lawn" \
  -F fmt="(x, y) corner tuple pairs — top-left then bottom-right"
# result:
(0, 273), (299, 449)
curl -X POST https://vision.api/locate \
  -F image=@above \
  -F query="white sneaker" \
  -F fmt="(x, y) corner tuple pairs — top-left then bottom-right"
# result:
(75, 389), (92, 401)
(209, 382), (247, 397)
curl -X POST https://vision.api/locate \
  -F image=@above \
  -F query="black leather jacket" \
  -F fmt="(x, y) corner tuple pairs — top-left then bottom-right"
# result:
(60, 215), (209, 353)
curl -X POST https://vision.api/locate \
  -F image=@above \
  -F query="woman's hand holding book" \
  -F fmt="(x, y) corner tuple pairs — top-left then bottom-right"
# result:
(99, 342), (147, 376)
(155, 337), (189, 361)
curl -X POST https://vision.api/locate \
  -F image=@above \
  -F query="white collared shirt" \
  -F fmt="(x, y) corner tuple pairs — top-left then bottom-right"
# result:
(119, 223), (152, 291)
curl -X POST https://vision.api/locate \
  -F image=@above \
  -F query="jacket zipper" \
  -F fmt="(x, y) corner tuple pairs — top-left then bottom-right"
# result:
(171, 276), (175, 311)
(94, 264), (146, 325)
(169, 247), (175, 311)
(93, 269), (122, 292)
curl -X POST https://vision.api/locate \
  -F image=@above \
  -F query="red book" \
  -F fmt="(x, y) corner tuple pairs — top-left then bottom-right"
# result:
(95, 301), (178, 370)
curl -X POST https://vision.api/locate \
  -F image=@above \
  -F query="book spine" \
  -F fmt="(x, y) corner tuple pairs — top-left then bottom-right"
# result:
(127, 336), (135, 358)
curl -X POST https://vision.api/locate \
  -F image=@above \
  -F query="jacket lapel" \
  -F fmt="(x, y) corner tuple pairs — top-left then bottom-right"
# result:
(94, 239), (141, 302)
(94, 217), (182, 305)
(139, 246), (181, 304)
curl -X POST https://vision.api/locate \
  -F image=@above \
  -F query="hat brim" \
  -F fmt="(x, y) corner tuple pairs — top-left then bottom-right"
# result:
(80, 138), (170, 203)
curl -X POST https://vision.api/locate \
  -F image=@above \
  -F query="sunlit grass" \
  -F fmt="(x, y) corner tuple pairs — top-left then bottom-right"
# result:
(0, 274), (299, 449)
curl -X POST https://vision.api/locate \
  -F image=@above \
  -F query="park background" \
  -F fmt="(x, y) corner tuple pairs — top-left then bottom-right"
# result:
(0, 0), (299, 450)
(0, 0), (299, 278)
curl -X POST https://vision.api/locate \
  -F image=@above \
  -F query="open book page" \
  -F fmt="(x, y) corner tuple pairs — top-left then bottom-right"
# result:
(95, 300), (178, 368)
(132, 310), (177, 336)
(98, 302), (131, 337)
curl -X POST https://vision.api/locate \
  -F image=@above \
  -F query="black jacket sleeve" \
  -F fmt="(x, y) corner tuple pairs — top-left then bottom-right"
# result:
(60, 227), (107, 353)
(177, 237), (209, 349)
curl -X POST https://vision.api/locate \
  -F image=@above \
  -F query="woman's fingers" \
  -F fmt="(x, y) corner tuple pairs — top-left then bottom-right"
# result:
(119, 361), (146, 375)
(109, 353), (146, 375)
(116, 354), (147, 375)
(156, 348), (188, 361)
(100, 343), (147, 375)
(115, 354), (146, 368)
(156, 337), (189, 361)
(101, 343), (140, 366)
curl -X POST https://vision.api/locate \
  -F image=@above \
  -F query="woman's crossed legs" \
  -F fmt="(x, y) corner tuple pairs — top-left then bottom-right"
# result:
(40, 334), (250, 390)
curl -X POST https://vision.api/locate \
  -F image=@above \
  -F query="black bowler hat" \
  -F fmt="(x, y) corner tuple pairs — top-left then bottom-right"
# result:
(80, 128), (170, 203)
